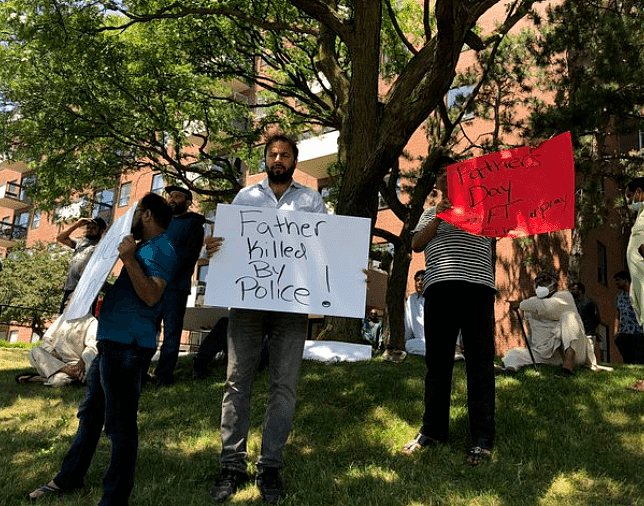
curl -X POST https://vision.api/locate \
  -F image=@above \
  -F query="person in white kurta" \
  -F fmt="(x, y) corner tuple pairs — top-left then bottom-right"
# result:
(27, 313), (98, 387)
(404, 271), (426, 356)
(626, 178), (644, 327)
(503, 271), (601, 374)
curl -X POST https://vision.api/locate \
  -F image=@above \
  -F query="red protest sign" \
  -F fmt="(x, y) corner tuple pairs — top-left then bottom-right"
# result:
(437, 132), (575, 238)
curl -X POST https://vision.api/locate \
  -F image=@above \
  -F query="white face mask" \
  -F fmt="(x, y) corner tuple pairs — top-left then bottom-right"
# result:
(535, 285), (551, 299)
(629, 201), (644, 213)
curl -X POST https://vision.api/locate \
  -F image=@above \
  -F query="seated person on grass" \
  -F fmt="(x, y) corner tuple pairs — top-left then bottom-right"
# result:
(503, 270), (609, 376)
(15, 312), (98, 387)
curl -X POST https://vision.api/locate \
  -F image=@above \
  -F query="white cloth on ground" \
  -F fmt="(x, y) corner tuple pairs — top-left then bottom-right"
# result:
(302, 340), (373, 363)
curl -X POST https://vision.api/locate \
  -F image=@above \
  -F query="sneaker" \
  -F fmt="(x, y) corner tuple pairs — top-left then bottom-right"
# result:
(209, 468), (250, 502)
(255, 467), (283, 504)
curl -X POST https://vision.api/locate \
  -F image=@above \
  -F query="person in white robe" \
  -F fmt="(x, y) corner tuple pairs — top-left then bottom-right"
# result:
(503, 270), (608, 375)
(19, 313), (98, 387)
(404, 270), (426, 355)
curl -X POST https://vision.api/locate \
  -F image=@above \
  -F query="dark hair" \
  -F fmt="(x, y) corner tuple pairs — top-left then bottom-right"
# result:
(535, 269), (558, 283)
(571, 281), (586, 294)
(264, 133), (299, 161)
(627, 177), (644, 193)
(614, 270), (631, 282)
(431, 155), (457, 174)
(139, 192), (173, 230)
(414, 270), (425, 279)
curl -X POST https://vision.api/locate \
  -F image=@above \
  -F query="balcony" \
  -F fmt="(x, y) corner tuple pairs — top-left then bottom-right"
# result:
(297, 130), (339, 179)
(0, 220), (28, 247)
(0, 155), (30, 175)
(0, 182), (31, 211)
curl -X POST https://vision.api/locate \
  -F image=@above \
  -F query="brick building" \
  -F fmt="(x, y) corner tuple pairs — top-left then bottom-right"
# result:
(0, 1), (636, 362)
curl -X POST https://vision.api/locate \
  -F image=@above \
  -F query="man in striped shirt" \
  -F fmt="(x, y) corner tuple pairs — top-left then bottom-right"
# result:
(402, 155), (496, 466)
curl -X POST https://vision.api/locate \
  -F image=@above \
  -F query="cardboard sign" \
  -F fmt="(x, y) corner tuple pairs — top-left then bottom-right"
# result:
(64, 204), (137, 320)
(204, 204), (371, 318)
(438, 132), (575, 237)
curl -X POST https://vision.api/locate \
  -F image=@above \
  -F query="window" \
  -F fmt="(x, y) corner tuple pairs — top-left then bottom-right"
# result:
(639, 130), (644, 151)
(447, 84), (476, 120)
(6, 180), (19, 198)
(92, 188), (115, 223)
(31, 210), (41, 229)
(597, 241), (607, 286)
(9, 330), (18, 343)
(118, 182), (132, 207)
(151, 173), (164, 195)
(30, 331), (40, 344)
(13, 211), (30, 239)
(19, 174), (36, 202)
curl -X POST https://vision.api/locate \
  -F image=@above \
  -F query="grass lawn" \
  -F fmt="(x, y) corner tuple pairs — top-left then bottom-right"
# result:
(1, 347), (643, 506)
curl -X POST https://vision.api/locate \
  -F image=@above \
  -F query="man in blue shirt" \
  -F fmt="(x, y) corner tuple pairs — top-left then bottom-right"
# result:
(153, 185), (205, 387)
(28, 193), (176, 506)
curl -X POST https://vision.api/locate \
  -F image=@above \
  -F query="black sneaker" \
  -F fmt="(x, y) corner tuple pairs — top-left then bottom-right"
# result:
(255, 467), (283, 504)
(209, 468), (250, 502)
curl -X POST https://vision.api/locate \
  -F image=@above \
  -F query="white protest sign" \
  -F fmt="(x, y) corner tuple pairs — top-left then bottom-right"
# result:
(204, 204), (371, 318)
(64, 204), (138, 321)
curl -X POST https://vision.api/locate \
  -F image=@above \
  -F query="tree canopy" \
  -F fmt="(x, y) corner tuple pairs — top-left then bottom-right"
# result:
(0, 0), (546, 342)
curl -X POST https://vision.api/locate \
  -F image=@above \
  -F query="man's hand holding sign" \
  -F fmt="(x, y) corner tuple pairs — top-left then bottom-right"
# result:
(437, 132), (575, 238)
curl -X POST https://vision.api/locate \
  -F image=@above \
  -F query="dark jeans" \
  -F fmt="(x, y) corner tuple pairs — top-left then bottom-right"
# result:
(54, 341), (154, 506)
(420, 281), (496, 447)
(615, 333), (644, 364)
(154, 290), (189, 382)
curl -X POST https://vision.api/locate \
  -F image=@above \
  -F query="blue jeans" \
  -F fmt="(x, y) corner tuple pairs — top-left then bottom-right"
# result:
(54, 341), (154, 506)
(220, 308), (308, 472)
(154, 289), (189, 381)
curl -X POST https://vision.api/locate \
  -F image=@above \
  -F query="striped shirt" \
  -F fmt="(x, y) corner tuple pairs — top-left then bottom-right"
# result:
(413, 207), (495, 291)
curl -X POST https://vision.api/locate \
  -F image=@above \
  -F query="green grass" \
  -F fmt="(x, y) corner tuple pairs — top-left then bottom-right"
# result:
(1, 348), (643, 506)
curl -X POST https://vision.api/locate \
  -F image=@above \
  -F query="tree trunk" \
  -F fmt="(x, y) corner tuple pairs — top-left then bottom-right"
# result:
(316, 315), (363, 343)
(383, 241), (412, 350)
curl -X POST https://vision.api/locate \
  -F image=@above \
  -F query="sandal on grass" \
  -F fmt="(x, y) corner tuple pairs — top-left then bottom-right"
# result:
(27, 482), (63, 500)
(402, 433), (438, 455)
(15, 372), (39, 384)
(467, 445), (491, 466)
(628, 379), (644, 392)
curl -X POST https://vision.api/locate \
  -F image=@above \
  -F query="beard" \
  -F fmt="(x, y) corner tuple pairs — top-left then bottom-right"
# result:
(131, 217), (144, 241)
(86, 231), (102, 241)
(170, 200), (188, 216)
(266, 162), (296, 184)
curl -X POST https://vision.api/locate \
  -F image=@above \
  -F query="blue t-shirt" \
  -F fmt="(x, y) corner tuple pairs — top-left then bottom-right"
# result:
(97, 233), (177, 349)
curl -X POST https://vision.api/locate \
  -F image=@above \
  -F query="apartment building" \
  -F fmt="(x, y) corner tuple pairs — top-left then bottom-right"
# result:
(0, 1), (635, 362)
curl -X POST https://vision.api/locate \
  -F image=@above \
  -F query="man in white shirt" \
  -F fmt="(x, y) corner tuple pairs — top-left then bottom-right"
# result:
(504, 270), (603, 375)
(404, 270), (425, 355)
(16, 313), (98, 387)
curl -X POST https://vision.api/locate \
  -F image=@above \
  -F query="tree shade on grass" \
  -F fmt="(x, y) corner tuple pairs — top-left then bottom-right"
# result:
(1, 348), (643, 506)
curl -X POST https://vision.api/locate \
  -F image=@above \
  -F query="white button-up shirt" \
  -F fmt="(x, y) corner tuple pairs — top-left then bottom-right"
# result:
(232, 177), (326, 213)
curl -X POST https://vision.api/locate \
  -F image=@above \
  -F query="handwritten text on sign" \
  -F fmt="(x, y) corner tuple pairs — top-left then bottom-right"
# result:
(437, 132), (575, 237)
(64, 204), (137, 321)
(204, 205), (371, 318)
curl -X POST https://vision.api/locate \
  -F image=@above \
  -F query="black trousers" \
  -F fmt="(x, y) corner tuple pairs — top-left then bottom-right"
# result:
(420, 281), (496, 447)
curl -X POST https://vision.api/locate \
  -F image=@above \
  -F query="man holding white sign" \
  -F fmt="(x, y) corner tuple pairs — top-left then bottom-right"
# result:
(207, 134), (326, 504)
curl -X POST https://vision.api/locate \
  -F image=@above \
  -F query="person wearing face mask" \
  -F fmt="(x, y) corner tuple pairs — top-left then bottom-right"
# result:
(502, 270), (603, 376)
